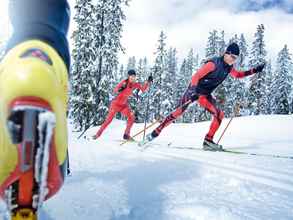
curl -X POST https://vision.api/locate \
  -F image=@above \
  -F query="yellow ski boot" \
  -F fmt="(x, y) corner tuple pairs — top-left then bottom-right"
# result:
(0, 40), (69, 219)
(11, 208), (37, 220)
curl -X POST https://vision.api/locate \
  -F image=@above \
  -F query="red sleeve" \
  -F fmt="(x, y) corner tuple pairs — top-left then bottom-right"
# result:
(191, 62), (216, 86)
(230, 68), (254, 78)
(113, 80), (127, 93)
(134, 81), (149, 92)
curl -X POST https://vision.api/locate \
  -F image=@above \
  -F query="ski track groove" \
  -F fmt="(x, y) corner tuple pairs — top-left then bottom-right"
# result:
(119, 144), (293, 193)
(168, 145), (293, 177)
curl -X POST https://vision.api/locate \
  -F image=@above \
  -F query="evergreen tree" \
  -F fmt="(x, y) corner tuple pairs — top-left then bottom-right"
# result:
(205, 30), (219, 59)
(166, 47), (178, 111)
(150, 31), (168, 120)
(70, 0), (129, 131)
(134, 57), (150, 122)
(271, 45), (293, 114)
(182, 49), (197, 122)
(248, 24), (267, 115)
(175, 59), (188, 122)
(126, 56), (136, 71)
(70, 0), (97, 131)
(238, 34), (248, 70)
(218, 31), (226, 55)
(264, 60), (273, 114)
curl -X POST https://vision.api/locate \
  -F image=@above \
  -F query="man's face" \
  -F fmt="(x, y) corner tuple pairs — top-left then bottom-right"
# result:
(224, 53), (238, 65)
(129, 75), (136, 82)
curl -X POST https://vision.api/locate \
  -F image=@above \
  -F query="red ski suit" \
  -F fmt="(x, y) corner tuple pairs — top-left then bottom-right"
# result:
(95, 79), (150, 138)
(153, 58), (255, 141)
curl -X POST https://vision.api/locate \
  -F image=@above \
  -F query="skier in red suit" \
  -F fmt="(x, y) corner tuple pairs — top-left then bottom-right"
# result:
(143, 43), (265, 151)
(93, 69), (153, 140)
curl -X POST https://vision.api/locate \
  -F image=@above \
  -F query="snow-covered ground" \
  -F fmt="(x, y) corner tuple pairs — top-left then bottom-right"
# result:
(1, 115), (293, 220)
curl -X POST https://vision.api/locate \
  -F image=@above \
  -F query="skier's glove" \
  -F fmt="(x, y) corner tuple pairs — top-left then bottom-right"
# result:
(148, 75), (153, 83)
(253, 63), (265, 73)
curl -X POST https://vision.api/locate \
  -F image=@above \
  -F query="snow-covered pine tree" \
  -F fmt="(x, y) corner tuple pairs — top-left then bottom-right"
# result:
(70, 0), (97, 131)
(70, 0), (129, 132)
(133, 57), (150, 122)
(150, 31), (168, 120)
(175, 59), (188, 122)
(218, 31), (226, 56)
(205, 30), (219, 59)
(238, 34), (248, 70)
(248, 24), (267, 115)
(91, 0), (130, 124)
(182, 49), (197, 122)
(126, 56), (136, 72)
(166, 47), (178, 112)
(271, 45), (293, 114)
(194, 53), (200, 70)
(118, 64), (125, 82)
(264, 60), (273, 114)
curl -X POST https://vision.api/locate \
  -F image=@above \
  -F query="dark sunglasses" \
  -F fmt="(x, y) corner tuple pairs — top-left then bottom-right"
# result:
(226, 52), (238, 60)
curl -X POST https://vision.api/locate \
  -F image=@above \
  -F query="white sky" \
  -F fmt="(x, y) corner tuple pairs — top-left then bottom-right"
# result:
(119, 0), (293, 65)
(1, 0), (293, 66)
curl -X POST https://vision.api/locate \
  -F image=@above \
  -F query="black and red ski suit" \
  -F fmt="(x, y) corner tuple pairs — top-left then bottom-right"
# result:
(152, 56), (256, 141)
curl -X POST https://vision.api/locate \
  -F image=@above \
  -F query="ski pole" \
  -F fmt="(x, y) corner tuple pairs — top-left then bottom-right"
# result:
(217, 103), (240, 145)
(77, 120), (96, 139)
(120, 119), (160, 145)
(120, 99), (192, 146)
(143, 77), (152, 140)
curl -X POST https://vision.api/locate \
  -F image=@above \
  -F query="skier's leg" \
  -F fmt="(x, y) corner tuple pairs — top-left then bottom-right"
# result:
(121, 105), (135, 139)
(94, 103), (118, 138)
(7, 0), (70, 69)
(197, 95), (224, 141)
(152, 92), (192, 137)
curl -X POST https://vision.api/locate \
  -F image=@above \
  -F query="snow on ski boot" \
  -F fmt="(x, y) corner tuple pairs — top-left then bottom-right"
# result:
(203, 139), (223, 152)
(0, 40), (69, 219)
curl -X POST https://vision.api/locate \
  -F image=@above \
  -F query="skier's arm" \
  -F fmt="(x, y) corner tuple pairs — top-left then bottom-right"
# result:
(113, 80), (127, 93)
(230, 64), (266, 78)
(191, 62), (216, 86)
(134, 81), (150, 92)
(230, 68), (254, 78)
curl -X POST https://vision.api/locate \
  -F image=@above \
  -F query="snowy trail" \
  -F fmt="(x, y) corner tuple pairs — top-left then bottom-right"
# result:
(128, 145), (293, 193)
(1, 115), (292, 220)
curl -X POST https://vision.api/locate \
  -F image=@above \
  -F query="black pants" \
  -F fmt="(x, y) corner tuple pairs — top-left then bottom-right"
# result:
(6, 0), (71, 70)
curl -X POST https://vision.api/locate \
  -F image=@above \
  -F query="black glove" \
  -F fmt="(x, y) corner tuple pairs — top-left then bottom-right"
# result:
(253, 63), (265, 73)
(147, 75), (153, 83)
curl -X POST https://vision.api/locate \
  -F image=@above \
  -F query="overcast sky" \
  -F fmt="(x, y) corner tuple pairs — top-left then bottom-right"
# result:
(117, 0), (293, 65)
(1, 0), (293, 66)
